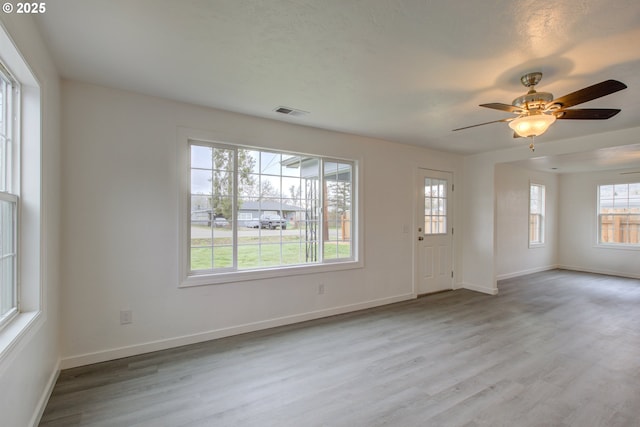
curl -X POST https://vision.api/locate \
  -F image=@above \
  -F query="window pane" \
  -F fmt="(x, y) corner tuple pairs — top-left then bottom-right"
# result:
(600, 185), (614, 200)
(530, 198), (539, 214)
(191, 145), (212, 169)
(324, 161), (338, 176)
(282, 243), (304, 264)
(190, 144), (235, 272)
(0, 76), (13, 194)
(424, 177), (447, 235)
(282, 176), (301, 200)
(237, 244), (260, 270)
(598, 183), (640, 245)
(259, 243), (282, 267)
(529, 184), (545, 244)
(213, 246), (233, 269)
(612, 184), (629, 211)
(212, 147), (234, 171)
(191, 169), (212, 195)
(191, 247), (212, 271)
(260, 175), (281, 198)
(242, 174), (260, 200)
(0, 196), (16, 321)
(281, 155), (301, 177)
(261, 151), (281, 175)
(599, 214), (612, 243)
(324, 162), (353, 260)
(240, 149), (258, 174)
(530, 214), (541, 243)
(614, 184), (629, 198)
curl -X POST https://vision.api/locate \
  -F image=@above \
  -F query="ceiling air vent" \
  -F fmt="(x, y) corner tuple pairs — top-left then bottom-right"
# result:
(274, 106), (309, 118)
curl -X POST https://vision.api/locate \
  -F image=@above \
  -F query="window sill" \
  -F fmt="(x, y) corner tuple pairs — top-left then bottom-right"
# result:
(595, 244), (640, 251)
(529, 243), (546, 249)
(181, 259), (363, 287)
(0, 310), (40, 364)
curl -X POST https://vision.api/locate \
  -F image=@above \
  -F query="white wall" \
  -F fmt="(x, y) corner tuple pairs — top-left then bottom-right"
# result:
(60, 81), (463, 367)
(495, 163), (558, 279)
(559, 169), (640, 278)
(0, 15), (61, 427)
(461, 154), (498, 294)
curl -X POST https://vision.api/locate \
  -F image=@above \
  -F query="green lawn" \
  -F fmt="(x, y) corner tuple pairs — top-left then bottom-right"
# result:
(191, 241), (351, 270)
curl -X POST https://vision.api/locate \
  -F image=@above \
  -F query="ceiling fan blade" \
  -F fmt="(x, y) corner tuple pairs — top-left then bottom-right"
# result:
(479, 103), (524, 113)
(549, 80), (627, 109)
(556, 108), (621, 120)
(452, 118), (512, 131)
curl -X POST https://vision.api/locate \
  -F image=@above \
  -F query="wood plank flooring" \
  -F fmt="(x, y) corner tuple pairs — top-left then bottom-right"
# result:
(40, 270), (640, 426)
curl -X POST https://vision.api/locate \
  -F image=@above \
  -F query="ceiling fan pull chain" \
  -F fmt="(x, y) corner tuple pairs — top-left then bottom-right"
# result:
(529, 136), (535, 152)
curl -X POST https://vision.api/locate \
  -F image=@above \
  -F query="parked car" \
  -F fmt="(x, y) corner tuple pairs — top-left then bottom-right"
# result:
(213, 217), (229, 228)
(259, 214), (287, 230)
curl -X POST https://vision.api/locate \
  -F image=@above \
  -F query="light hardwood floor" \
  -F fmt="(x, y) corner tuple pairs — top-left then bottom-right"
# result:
(40, 270), (640, 426)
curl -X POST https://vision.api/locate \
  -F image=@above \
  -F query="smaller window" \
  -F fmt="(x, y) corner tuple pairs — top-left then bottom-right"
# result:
(424, 177), (447, 235)
(529, 183), (545, 245)
(598, 183), (640, 246)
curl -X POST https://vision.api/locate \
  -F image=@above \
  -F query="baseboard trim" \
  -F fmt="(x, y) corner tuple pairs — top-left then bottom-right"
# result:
(496, 264), (559, 281)
(30, 358), (60, 427)
(462, 282), (498, 295)
(558, 265), (640, 280)
(61, 293), (416, 369)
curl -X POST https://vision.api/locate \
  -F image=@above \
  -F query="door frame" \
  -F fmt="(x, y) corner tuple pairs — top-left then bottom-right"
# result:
(413, 167), (455, 296)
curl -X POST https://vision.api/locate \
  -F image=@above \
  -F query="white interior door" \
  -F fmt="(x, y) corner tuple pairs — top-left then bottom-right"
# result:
(417, 169), (453, 294)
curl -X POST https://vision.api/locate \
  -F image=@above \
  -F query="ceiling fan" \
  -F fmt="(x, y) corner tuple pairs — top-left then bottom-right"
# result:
(453, 72), (627, 151)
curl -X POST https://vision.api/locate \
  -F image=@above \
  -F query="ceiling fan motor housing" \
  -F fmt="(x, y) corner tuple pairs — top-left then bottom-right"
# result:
(520, 72), (543, 88)
(512, 91), (554, 112)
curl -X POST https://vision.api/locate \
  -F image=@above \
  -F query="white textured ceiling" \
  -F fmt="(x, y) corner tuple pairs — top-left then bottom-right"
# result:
(34, 0), (640, 167)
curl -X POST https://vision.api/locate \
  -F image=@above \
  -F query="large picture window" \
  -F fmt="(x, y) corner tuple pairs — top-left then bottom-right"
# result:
(529, 183), (545, 245)
(598, 183), (640, 246)
(0, 64), (18, 330)
(188, 140), (355, 278)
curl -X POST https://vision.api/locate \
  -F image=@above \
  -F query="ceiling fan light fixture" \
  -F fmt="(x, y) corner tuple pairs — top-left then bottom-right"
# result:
(508, 113), (557, 137)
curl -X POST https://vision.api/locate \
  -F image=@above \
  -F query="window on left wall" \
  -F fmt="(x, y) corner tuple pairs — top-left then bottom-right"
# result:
(0, 63), (18, 330)
(0, 24), (42, 351)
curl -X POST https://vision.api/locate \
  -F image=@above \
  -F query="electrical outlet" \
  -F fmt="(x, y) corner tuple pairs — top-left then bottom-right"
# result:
(318, 283), (325, 295)
(120, 310), (133, 325)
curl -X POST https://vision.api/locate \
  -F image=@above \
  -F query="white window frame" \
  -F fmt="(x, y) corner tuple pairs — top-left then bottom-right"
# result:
(529, 183), (545, 246)
(178, 128), (362, 287)
(0, 62), (18, 331)
(597, 182), (640, 248)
